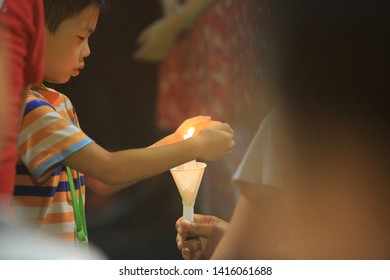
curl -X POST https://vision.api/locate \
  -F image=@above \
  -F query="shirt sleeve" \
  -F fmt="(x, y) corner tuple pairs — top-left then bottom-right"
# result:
(232, 109), (283, 189)
(17, 96), (94, 182)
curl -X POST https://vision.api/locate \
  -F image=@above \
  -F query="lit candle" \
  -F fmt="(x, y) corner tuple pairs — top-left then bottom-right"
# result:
(183, 127), (195, 140)
(170, 162), (207, 222)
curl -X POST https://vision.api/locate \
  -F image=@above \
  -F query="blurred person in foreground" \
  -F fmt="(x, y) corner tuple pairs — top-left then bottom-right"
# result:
(175, 0), (390, 259)
(0, 203), (105, 259)
(0, 0), (45, 208)
(0, 34), (9, 155)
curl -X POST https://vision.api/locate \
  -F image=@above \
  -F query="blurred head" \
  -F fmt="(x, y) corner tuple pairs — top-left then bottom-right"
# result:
(266, 0), (390, 258)
(43, 0), (108, 84)
(267, 0), (387, 114)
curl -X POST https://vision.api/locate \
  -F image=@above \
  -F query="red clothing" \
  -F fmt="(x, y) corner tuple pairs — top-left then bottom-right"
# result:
(157, 0), (265, 131)
(0, 0), (45, 200)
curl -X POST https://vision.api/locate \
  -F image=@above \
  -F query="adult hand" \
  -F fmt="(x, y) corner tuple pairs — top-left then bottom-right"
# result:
(133, 16), (184, 62)
(176, 214), (229, 260)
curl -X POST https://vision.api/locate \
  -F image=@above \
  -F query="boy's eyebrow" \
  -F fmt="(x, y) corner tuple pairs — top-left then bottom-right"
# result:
(85, 27), (95, 34)
(79, 25), (95, 34)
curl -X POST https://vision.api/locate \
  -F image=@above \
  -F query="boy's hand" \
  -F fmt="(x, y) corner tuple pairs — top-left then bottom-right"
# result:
(173, 116), (221, 142)
(176, 214), (229, 260)
(194, 123), (235, 161)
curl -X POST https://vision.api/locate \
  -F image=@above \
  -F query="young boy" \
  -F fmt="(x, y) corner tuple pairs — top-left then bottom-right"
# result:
(13, 0), (235, 249)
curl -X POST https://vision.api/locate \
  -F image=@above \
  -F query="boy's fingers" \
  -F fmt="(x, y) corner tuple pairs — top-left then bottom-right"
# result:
(186, 116), (212, 127)
(197, 120), (222, 130)
(189, 115), (211, 121)
(212, 123), (234, 134)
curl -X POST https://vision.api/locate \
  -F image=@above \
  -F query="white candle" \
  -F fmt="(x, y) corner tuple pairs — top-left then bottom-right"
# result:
(170, 162), (207, 222)
(183, 202), (194, 222)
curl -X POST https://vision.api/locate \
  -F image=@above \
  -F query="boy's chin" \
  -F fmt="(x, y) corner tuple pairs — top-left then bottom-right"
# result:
(45, 76), (71, 85)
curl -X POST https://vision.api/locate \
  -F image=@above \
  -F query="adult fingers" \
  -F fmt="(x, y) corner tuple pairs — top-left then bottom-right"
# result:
(181, 238), (203, 260)
(179, 218), (216, 237)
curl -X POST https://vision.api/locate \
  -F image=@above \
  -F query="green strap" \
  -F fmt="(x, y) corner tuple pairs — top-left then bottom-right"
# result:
(66, 166), (89, 250)
(77, 174), (88, 238)
(40, 83), (49, 90)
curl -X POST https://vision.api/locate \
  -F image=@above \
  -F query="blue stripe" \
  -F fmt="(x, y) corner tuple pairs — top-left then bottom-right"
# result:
(14, 178), (85, 197)
(24, 99), (56, 116)
(14, 169), (85, 197)
(14, 179), (84, 196)
(16, 164), (62, 176)
(57, 171), (85, 192)
(33, 138), (94, 180)
(16, 164), (32, 175)
(14, 185), (57, 197)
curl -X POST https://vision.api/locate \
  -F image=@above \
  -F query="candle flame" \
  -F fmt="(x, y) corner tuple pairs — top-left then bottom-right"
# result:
(184, 127), (195, 140)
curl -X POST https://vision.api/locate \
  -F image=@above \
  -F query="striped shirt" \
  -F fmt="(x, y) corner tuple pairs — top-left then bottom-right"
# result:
(13, 87), (94, 244)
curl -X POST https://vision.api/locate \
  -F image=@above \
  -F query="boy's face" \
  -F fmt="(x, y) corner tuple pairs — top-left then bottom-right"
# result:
(44, 4), (100, 84)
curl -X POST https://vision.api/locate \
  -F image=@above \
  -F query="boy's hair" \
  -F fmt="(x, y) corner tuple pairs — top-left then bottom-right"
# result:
(44, 0), (109, 33)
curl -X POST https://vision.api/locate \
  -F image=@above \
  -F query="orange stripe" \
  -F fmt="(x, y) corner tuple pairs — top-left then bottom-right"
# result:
(36, 88), (61, 105)
(15, 175), (41, 186)
(44, 212), (75, 224)
(66, 107), (74, 117)
(51, 231), (76, 242)
(20, 105), (53, 129)
(15, 174), (60, 187)
(13, 196), (53, 207)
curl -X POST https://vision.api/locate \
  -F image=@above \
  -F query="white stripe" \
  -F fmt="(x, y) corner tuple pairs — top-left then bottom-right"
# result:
(14, 202), (74, 218)
(62, 98), (73, 111)
(15, 206), (49, 218)
(21, 125), (81, 165)
(17, 111), (62, 146)
(49, 202), (74, 214)
(41, 222), (76, 235)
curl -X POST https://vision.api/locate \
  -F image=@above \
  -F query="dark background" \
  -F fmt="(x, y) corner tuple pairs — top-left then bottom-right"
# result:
(51, 1), (183, 260)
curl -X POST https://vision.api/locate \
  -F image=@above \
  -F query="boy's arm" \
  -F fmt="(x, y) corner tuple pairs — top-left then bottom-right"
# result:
(84, 176), (128, 196)
(62, 123), (234, 194)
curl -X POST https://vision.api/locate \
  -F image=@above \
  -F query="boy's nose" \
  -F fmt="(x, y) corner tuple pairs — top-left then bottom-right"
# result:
(83, 42), (91, 58)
